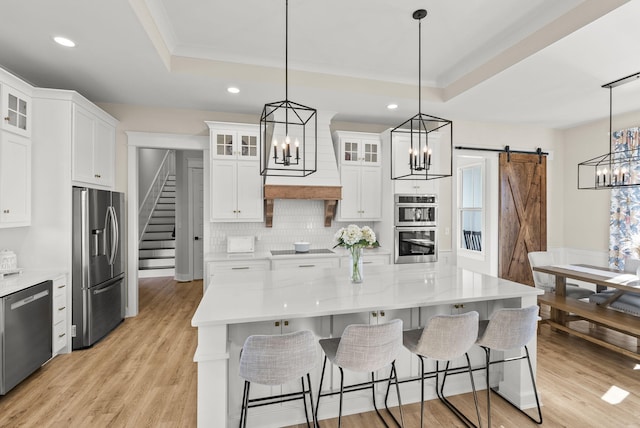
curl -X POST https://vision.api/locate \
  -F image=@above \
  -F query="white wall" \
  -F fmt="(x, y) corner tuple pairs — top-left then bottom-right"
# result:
(138, 148), (169, 207)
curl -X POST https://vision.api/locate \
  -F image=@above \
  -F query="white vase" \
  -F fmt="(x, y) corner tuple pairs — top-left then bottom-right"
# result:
(349, 247), (363, 283)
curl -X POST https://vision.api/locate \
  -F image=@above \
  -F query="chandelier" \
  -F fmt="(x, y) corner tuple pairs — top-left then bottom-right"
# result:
(578, 71), (640, 189)
(259, 0), (317, 177)
(391, 9), (452, 181)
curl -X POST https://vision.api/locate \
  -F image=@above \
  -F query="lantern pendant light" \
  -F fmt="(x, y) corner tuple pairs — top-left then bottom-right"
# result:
(391, 9), (453, 181)
(260, 0), (317, 177)
(578, 71), (640, 189)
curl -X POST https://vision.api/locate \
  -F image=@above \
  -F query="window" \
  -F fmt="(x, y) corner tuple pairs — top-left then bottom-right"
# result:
(458, 162), (483, 252)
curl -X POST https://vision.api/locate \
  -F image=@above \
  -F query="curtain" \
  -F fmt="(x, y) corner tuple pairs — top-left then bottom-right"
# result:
(609, 127), (640, 269)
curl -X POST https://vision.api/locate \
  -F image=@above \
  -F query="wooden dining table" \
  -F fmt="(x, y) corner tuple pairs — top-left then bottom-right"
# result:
(532, 264), (640, 360)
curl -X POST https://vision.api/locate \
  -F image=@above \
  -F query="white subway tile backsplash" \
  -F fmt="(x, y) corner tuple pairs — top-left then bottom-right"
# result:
(209, 199), (379, 252)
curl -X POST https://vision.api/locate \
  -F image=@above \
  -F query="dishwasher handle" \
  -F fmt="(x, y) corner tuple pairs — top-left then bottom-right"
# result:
(10, 290), (50, 311)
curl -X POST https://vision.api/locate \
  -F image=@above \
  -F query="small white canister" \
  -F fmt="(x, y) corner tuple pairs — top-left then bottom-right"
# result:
(0, 250), (17, 272)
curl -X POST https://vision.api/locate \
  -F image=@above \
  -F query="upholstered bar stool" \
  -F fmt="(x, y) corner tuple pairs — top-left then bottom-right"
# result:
(476, 306), (542, 427)
(315, 318), (404, 428)
(238, 330), (317, 428)
(392, 311), (481, 428)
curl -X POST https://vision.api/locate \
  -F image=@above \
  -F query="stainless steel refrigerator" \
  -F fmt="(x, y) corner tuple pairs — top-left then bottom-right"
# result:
(72, 187), (125, 349)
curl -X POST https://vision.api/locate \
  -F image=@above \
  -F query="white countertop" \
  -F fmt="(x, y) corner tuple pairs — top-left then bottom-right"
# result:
(204, 247), (391, 262)
(0, 270), (66, 297)
(192, 262), (542, 327)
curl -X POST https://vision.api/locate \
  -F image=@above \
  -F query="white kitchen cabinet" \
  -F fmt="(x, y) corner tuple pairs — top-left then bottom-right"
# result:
(210, 159), (263, 222)
(52, 275), (69, 355)
(335, 131), (381, 166)
(72, 103), (116, 188)
(0, 131), (31, 227)
(333, 131), (382, 221)
(394, 178), (436, 195)
(271, 256), (340, 270)
(207, 122), (263, 222)
(208, 123), (259, 161)
(1, 81), (31, 138)
(205, 259), (269, 291)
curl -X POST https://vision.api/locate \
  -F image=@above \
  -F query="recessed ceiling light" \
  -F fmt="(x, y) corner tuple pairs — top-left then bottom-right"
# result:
(53, 36), (76, 48)
(387, 103), (398, 110)
(227, 87), (240, 94)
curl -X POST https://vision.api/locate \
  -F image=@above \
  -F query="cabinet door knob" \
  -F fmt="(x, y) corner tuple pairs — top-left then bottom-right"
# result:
(3, 117), (9, 121)
(380, 311), (385, 317)
(371, 311), (378, 317)
(57, 284), (66, 289)
(58, 306), (66, 311)
(275, 321), (280, 327)
(58, 333), (66, 338)
(284, 320), (289, 326)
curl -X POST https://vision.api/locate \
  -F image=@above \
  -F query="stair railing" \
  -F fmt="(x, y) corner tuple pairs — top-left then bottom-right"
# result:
(139, 150), (176, 243)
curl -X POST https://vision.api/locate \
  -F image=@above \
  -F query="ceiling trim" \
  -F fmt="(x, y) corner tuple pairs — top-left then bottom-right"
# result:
(443, 0), (631, 101)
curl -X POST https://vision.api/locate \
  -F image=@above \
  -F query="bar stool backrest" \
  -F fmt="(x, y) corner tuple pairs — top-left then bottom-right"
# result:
(477, 306), (539, 351)
(415, 311), (479, 360)
(527, 251), (556, 291)
(334, 319), (403, 372)
(239, 330), (317, 386)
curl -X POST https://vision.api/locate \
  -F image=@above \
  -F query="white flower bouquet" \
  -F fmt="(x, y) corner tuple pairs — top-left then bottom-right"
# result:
(334, 225), (379, 282)
(334, 224), (379, 250)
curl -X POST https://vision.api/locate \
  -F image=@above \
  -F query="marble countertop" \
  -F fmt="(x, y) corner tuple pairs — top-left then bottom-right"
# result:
(192, 262), (542, 327)
(205, 246), (392, 262)
(0, 270), (66, 298)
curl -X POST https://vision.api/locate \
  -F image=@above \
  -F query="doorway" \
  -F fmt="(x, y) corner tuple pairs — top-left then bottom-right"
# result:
(127, 133), (208, 317)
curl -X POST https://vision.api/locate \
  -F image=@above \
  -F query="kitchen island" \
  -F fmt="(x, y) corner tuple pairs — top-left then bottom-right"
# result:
(192, 262), (542, 428)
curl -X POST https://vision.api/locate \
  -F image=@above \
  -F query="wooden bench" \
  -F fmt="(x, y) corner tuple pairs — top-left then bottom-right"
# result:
(538, 292), (640, 361)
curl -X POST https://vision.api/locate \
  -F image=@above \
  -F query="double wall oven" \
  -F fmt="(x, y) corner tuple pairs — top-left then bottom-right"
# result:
(394, 194), (437, 264)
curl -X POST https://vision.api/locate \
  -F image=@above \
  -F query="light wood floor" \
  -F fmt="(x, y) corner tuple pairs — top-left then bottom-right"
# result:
(1, 278), (640, 427)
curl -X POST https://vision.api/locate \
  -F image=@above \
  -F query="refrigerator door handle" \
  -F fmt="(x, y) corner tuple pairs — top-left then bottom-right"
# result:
(93, 278), (121, 295)
(103, 208), (111, 260)
(107, 206), (117, 266)
(111, 206), (119, 264)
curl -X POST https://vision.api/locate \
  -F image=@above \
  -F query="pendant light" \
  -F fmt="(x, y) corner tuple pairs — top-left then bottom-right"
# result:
(391, 9), (453, 181)
(260, 0), (317, 177)
(578, 71), (640, 189)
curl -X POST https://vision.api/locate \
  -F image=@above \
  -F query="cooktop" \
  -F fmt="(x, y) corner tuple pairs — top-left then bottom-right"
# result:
(270, 248), (335, 256)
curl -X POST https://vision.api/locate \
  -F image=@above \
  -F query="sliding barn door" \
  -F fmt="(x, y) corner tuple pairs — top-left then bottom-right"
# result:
(498, 153), (547, 285)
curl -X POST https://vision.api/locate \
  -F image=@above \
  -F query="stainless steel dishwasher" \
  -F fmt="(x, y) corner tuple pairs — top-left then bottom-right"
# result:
(0, 280), (52, 395)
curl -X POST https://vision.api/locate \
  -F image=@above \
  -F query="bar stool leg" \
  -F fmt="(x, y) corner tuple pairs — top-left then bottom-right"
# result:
(315, 355), (328, 425)
(338, 367), (345, 428)
(391, 361), (405, 427)
(239, 380), (251, 428)
(301, 376), (311, 428)
(465, 353), (482, 428)
(383, 363), (405, 428)
(305, 373), (318, 428)
(371, 371), (389, 426)
(419, 356), (425, 428)
(484, 348), (492, 428)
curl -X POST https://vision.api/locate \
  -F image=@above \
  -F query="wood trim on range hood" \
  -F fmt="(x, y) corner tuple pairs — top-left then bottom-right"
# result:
(263, 185), (342, 228)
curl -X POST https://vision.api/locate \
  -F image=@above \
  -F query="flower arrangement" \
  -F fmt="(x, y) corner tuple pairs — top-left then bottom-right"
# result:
(334, 225), (379, 282)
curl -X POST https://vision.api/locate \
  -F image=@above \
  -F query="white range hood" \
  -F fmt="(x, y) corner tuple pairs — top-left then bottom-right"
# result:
(264, 111), (342, 227)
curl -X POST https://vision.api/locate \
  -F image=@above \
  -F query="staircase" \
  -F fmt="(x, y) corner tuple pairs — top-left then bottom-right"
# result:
(139, 175), (176, 278)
